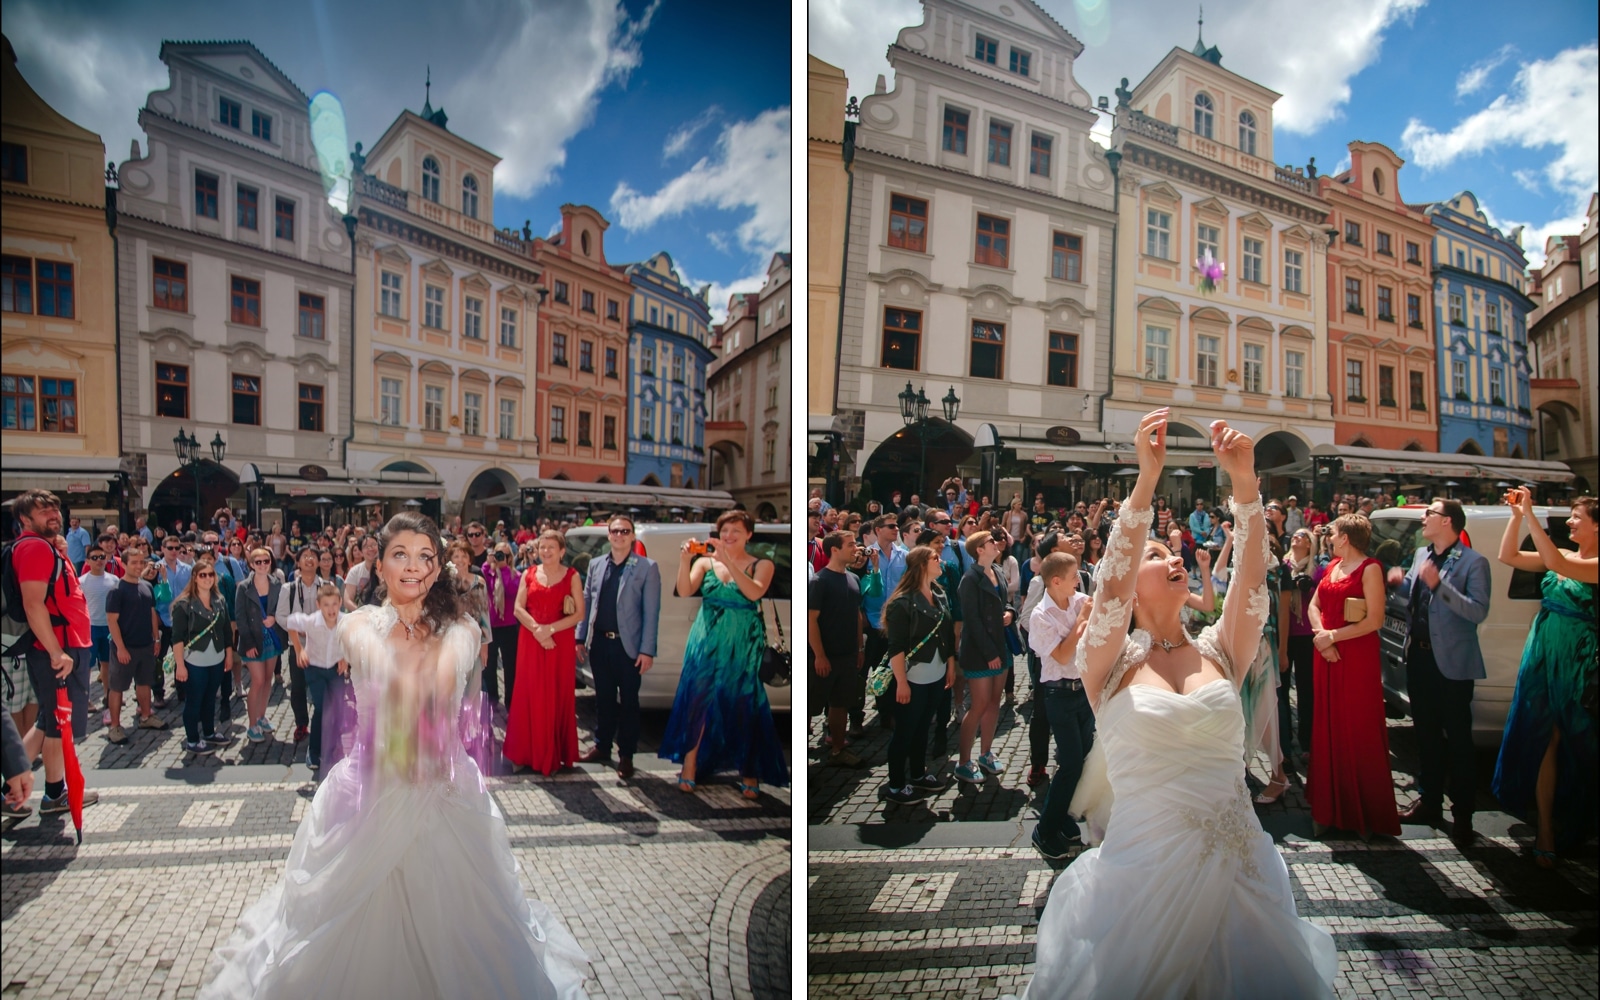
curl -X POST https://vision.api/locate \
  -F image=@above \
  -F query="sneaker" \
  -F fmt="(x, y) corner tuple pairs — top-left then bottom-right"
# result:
(1, 800), (31, 820)
(138, 714), (169, 730)
(1025, 767), (1049, 787)
(183, 740), (215, 756)
(293, 725), (308, 743)
(105, 725), (129, 745)
(204, 732), (232, 746)
(825, 748), (865, 768)
(101, 708), (112, 726)
(953, 762), (984, 785)
(257, 716), (275, 733)
(882, 785), (922, 804)
(151, 697), (168, 710)
(977, 752), (1006, 775)
(308, 760), (321, 771)
(247, 724), (267, 744)
(910, 773), (947, 792)
(39, 789), (99, 814)
(1032, 826), (1074, 860)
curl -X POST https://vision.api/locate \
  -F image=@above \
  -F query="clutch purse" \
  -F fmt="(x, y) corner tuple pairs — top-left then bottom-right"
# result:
(562, 595), (577, 616)
(1343, 597), (1367, 623)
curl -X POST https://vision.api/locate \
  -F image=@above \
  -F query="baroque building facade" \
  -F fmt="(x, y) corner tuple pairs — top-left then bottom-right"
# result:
(707, 252), (791, 521)
(1527, 192), (1598, 491)
(623, 251), (712, 489)
(807, 55), (851, 499)
(1, 34), (123, 523)
(114, 40), (355, 529)
(834, 0), (1117, 502)
(1106, 33), (1333, 501)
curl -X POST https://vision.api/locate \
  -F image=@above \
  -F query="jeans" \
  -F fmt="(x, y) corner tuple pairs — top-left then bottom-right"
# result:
(1407, 642), (1477, 815)
(303, 664), (341, 768)
(1036, 680), (1095, 846)
(1026, 651), (1050, 772)
(485, 624), (520, 705)
(181, 662), (223, 744)
(929, 685), (953, 761)
(286, 647), (309, 729)
(887, 677), (944, 788)
(589, 635), (641, 757)
(218, 661), (235, 722)
(1288, 634), (1314, 756)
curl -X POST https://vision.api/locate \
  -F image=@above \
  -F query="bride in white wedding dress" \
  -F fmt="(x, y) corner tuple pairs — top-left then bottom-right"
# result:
(200, 513), (589, 999)
(1017, 409), (1336, 1000)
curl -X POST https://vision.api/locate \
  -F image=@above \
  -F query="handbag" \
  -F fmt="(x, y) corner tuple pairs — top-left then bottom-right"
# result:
(152, 564), (173, 608)
(759, 597), (790, 687)
(161, 603), (221, 676)
(1343, 597), (1367, 623)
(866, 602), (944, 699)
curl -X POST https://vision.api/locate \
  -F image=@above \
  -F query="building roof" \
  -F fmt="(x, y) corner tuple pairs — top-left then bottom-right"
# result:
(158, 39), (309, 105)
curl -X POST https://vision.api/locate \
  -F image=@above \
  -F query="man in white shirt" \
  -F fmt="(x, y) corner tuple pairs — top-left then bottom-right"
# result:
(1026, 552), (1095, 859)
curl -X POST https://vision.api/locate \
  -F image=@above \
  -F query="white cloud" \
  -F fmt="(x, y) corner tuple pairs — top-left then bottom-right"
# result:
(1512, 168), (1543, 194)
(663, 106), (721, 160)
(610, 107), (791, 265)
(808, 0), (920, 104)
(1481, 201), (1586, 271)
(1456, 44), (1515, 98)
(685, 267), (768, 326)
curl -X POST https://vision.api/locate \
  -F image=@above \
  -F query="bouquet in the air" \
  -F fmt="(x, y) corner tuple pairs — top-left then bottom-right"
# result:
(1194, 249), (1225, 295)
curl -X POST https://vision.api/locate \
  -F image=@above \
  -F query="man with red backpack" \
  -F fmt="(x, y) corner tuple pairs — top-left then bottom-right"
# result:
(2, 489), (99, 816)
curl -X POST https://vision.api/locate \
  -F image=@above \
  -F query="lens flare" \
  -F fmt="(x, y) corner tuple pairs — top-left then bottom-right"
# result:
(310, 90), (352, 215)
(1075, 0), (1112, 47)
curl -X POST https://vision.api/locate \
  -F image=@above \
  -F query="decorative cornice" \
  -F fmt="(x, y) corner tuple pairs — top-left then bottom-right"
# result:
(359, 206), (540, 286)
(853, 146), (1116, 222)
(115, 209), (353, 278)
(1, 188), (108, 214)
(1123, 141), (1327, 224)
(138, 107), (317, 177)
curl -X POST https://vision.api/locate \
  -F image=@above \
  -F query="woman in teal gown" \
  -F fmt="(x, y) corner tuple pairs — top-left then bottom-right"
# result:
(1493, 492), (1598, 863)
(659, 510), (790, 797)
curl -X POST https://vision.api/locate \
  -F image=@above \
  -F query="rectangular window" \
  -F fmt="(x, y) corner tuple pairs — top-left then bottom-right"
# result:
(1449, 293), (1464, 324)
(1486, 301), (1500, 333)
(1376, 231), (1392, 255)
(1377, 285), (1393, 320)
(274, 198), (295, 240)
(641, 344), (655, 374)
(493, 305), (516, 347)
(670, 351), (684, 382)
(34, 261), (73, 318)
(671, 410), (686, 443)
(942, 107), (968, 154)
(1406, 293), (1422, 326)
(550, 405), (566, 441)
(153, 258), (187, 311)
(1, 141), (27, 183)
(888, 194), (928, 252)
(464, 296), (483, 339)
(970, 320), (1005, 379)
(606, 299), (619, 320)
(553, 280), (569, 304)
(1196, 335), (1219, 387)
(251, 111), (272, 141)
(462, 391), (481, 436)
(579, 410), (594, 446)
(423, 385), (444, 431)
(1344, 276), (1362, 314)
(298, 293), (325, 339)
(1, 256), (31, 313)
(1196, 224), (1220, 262)
(1344, 221), (1361, 245)
(1242, 343), (1263, 393)
(153, 363), (185, 417)
(380, 271), (403, 317)
(1047, 333), (1078, 387)
(1242, 238), (1263, 283)
(1144, 327), (1170, 381)
(499, 398), (516, 439)
(237, 185), (258, 229)
(1285, 350), (1305, 398)
(604, 347), (618, 378)
(1379, 365), (1396, 405)
(1406, 241), (1422, 264)
(641, 406), (655, 440)
(603, 415), (617, 450)
(1009, 47), (1031, 76)
(219, 97), (241, 129)
(1346, 359), (1364, 400)
(0, 375), (35, 430)
(299, 383), (324, 432)
(1475, 256), (1484, 274)
(975, 214), (1010, 268)
(552, 332), (568, 367)
(581, 290), (595, 313)
(230, 276), (261, 326)
(380, 377), (403, 426)
(974, 34), (997, 63)
(1146, 209), (1171, 259)
(580, 340), (595, 372)
(424, 285), (445, 328)
(1489, 366), (1504, 402)
(195, 171), (219, 219)
(1051, 232), (1082, 282)
(232, 375), (261, 425)
(1409, 370), (1426, 410)
(1452, 359), (1467, 397)
(1029, 133), (1051, 176)
(1284, 249), (1304, 293)
(987, 120), (1012, 166)
(763, 437), (777, 473)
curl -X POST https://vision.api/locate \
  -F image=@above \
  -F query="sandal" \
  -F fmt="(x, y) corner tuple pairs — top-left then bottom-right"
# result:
(740, 779), (760, 801)
(1530, 847), (1558, 870)
(1253, 778), (1289, 805)
(677, 773), (697, 793)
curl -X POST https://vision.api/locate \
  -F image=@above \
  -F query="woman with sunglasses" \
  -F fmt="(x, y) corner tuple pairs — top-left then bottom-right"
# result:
(171, 557), (234, 756)
(235, 548), (285, 743)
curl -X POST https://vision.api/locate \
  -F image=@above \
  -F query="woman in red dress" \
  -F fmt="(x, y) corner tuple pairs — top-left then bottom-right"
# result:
(1307, 513), (1400, 839)
(503, 530), (585, 775)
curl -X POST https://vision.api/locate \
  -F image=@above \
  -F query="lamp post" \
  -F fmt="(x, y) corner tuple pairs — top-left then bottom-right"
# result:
(172, 429), (226, 527)
(898, 381), (960, 497)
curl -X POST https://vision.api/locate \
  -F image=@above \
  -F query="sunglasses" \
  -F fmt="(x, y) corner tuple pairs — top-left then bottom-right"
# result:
(252, 559), (272, 566)
(608, 528), (633, 535)
(467, 531), (485, 538)
(195, 571), (216, 579)
(88, 554), (106, 561)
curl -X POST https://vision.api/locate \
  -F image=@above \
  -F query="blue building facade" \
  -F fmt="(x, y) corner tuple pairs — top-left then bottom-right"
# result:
(1423, 191), (1536, 459)
(624, 252), (714, 489)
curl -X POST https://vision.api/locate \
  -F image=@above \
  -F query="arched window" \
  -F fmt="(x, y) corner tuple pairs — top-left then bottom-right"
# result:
(1237, 111), (1256, 155)
(1371, 168), (1385, 194)
(462, 174), (478, 218)
(1194, 93), (1214, 139)
(422, 157), (440, 203)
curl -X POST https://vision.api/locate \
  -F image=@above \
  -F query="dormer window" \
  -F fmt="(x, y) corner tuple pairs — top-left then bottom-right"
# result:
(1009, 48), (1031, 76)
(1194, 93), (1214, 139)
(422, 156), (441, 203)
(462, 174), (479, 218)
(1237, 111), (1256, 155)
(974, 34), (998, 65)
(251, 111), (272, 142)
(219, 97), (241, 130)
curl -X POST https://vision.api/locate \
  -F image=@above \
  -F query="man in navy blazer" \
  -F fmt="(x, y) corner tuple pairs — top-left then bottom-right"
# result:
(1386, 498), (1490, 844)
(576, 515), (661, 779)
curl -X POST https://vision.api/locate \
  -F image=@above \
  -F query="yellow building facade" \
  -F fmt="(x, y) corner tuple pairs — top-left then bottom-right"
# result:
(1, 35), (124, 521)
(807, 56), (849, 417)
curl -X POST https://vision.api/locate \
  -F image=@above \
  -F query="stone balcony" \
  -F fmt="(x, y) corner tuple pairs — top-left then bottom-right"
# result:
(357, 173), (534, 258)
(1120, 109), (1314, 195)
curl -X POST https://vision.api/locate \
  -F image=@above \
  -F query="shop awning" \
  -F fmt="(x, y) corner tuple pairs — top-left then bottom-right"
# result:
(1307, 444), (1575, 483)
(1470, 459), (1575, 484)
(514, 478), (736, 510)
(259, 478), (364, 497)
(2, 457), (125, 495)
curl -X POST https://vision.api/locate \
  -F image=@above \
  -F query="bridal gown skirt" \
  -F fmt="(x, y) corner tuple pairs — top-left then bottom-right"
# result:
(200, 750), (589, 999)
(1023, 681), (1337, 1000)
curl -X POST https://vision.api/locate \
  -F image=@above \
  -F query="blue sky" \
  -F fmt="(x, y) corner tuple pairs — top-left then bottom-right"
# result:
(1, 0), (792, 315)
(812, 0), (1597, 267)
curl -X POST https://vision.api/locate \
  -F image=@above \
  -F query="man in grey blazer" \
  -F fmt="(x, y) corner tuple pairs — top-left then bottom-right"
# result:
(1386, 498), (1490, 844)
(576, 515), (661, 779)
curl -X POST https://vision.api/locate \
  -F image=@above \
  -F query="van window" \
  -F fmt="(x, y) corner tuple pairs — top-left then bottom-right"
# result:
(1508, 516), (1574, 600)
(563, 533), (608, 579)
(748, 528), (792, 602)
(1368, 518), (1425, 576)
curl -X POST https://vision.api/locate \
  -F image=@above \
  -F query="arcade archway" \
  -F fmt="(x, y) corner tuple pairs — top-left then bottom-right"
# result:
(148, 461), (239, 535)
(860, 419), (974, 503)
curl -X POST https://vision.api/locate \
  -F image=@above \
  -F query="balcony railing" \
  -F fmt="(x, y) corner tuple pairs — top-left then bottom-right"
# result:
(360, 173), (407, 210)
(1125, 109), (1178, 146)
(1273, 164), (1313, 194)
(1122, 109), (1316, 195)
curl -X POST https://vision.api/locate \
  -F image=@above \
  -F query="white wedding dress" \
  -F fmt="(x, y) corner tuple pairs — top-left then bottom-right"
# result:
(200, 605), (589, 999)
(1018, 503), (1336, 1000)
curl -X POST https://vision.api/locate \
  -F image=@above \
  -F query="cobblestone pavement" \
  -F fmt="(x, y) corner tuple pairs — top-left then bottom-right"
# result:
(807, 662), (1599, 998)
(3, 682), (793, 1000)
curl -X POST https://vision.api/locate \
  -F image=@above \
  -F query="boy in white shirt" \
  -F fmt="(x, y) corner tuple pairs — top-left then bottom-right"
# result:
(1026, 552), (1095, 859)
(284, 583), (348, 773)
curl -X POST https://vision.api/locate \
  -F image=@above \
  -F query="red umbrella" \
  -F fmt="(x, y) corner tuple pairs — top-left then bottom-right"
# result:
(53, 677), (85, 844)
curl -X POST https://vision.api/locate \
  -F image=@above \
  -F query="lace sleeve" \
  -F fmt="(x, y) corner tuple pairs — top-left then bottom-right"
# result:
(1215, 497), (1268, 684)
(1078, 505), (1153, 707)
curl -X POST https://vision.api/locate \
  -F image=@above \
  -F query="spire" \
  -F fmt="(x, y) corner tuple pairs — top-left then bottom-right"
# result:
(421, 65), (433, 118)
(1193, 5), (1205, 55)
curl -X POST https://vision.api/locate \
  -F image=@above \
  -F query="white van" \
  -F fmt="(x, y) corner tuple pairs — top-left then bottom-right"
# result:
(1369, 503), (1573, 746)
(564, 522), (792, 712)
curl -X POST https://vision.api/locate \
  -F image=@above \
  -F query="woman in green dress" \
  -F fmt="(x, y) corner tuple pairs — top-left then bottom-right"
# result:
(659, 510), (789, 798)
(1493, 491), (1598, 865)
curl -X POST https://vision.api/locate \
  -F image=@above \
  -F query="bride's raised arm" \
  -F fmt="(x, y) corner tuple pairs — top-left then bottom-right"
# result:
(1079, 408), (1166, 707)
(1208, 422), (1267, 687)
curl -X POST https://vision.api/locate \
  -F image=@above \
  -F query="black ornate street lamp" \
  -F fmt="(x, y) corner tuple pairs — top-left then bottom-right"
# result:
(899, 381), (960, 496)
(173, 429), (225, 527)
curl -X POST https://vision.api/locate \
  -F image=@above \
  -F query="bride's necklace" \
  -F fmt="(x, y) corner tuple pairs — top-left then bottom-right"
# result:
(1150, 632), (1189, 653)
(395, 608), (423, 640)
